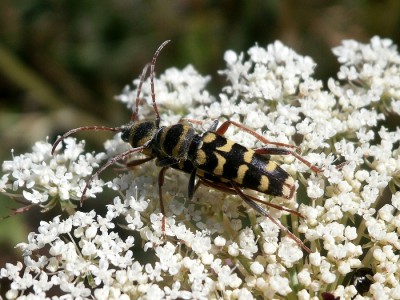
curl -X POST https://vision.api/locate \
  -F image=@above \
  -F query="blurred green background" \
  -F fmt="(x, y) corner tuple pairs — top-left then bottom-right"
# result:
(1, 0), (399, 283)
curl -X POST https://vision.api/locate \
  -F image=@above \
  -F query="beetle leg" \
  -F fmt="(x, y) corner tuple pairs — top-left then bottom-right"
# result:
(157, 166), (169, 235)
(254, 147), (322, 173)
(126, 156), (155, 168)
(197, 177), (304, 219)
(231, 183), (311, 253)
(216, 120), (298, 149)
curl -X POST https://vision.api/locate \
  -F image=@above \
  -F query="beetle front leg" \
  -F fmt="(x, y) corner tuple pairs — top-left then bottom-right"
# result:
(126, 156), (155, 168)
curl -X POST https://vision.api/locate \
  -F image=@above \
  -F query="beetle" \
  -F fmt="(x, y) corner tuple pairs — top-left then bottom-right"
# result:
(52, 40), (321, 253)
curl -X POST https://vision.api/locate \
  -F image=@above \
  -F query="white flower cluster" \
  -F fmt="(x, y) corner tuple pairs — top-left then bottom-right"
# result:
(1, 36), (400, 299)
(1, 139), (105, 210)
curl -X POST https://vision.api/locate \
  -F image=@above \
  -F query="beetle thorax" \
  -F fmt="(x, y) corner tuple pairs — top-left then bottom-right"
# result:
(154, 124), (196, 160)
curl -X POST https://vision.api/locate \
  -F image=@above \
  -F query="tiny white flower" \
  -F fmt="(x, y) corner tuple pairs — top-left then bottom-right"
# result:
(250, 261), (264, 275)
(307, 179), (325, 198)
(228, 242), (240, 257)
(214, 236), (226, 247)
(298, 269), (312, 287)
(344, 226), (357, 241)
(277, 238), (304, 267)
(238, 227), (258, 259)
(269, 274), (292, 296)
(337, 261), (351, 275)
(309, 252), (322, 266)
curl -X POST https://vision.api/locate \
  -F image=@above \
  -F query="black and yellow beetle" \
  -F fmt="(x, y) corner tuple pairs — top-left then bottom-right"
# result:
(52, 40), (321, 253)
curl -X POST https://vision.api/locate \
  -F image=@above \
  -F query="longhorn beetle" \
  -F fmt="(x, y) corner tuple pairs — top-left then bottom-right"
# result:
(52, 40), (322, 253)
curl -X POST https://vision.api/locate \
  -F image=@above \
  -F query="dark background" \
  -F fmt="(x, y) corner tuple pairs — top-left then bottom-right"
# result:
(1, 0), (399, 278)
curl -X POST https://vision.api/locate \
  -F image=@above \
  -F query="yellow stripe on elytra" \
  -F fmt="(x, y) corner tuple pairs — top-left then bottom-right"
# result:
(243, 150), (254, 163)
(258, 175), (270, 192)
(235, 164), (249, 184)
(216, 139), (235, 153)
(265, 161), (278, 173)
(213, 152), (226, 176)
(282, 177), (295, 198)
(203, 132), (217, 143)
(195, 149), (207, 166)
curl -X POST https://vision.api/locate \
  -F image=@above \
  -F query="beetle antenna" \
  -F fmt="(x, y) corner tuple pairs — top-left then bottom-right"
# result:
(52, 126), (123, 155)
(150, 40), (170, 128)
(131, 63), (150, 122)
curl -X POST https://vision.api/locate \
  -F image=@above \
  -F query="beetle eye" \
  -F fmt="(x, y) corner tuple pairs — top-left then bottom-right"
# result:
(121, 127), (130, 143)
